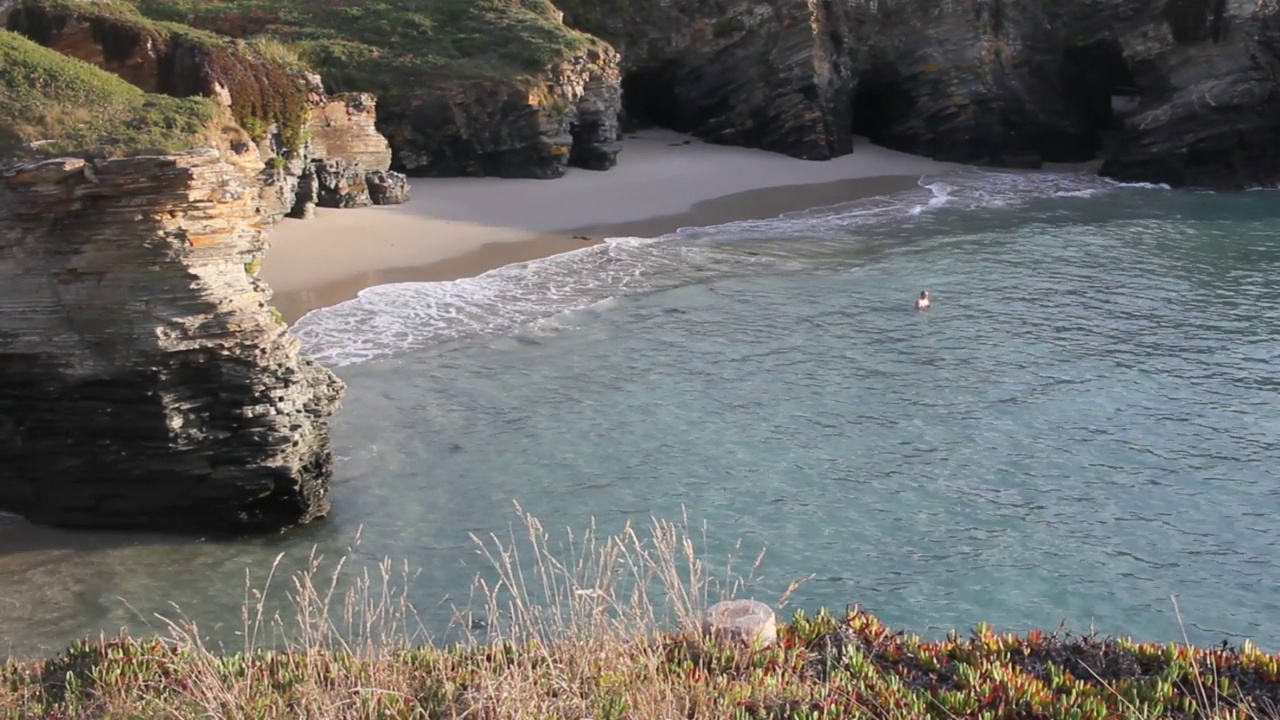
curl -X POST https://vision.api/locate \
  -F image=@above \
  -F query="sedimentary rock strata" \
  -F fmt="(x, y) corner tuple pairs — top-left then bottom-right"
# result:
(562, 0), (1280, 188)
(294, 92), (412, 211)
(559, 0), (856, 161)
(0, 146), (344, 534)
(7, 1), (411, 208)
(380, 43), (623, 179)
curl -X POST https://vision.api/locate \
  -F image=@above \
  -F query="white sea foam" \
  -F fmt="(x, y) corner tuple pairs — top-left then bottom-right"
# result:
(292, 168), (1153, 367)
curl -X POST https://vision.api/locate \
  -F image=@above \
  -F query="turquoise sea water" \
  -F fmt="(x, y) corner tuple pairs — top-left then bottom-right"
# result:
(3, 168), (1278, 657)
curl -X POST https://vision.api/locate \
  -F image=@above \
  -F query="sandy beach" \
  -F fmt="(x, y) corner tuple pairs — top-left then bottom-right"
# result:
(262, 129), (964, 322)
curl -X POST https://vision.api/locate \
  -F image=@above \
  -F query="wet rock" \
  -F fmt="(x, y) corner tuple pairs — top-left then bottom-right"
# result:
(1096, 1), (1280, 188)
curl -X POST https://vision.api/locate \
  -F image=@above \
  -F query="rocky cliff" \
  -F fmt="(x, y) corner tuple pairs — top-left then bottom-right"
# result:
(558, 0), (856, 161)
(0, 143), (344, 534)
(381, 44), (623, 178)
(6, 0), (411, 208)
(561, 0), (1280, 189)
(94, 0), (1279, 187)
(0, 26), (361, 534)
(124, 0), (625, 179)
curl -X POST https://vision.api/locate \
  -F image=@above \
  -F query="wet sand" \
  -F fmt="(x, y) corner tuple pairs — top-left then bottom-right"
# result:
(262, 129), (961, 322)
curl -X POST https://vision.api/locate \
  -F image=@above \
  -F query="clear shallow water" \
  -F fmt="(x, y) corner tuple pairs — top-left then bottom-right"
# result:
(3, 169), (1279, 657)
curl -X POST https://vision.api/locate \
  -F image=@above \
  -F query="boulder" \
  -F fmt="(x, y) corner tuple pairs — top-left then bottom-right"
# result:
(313, 158), (371, 208)
(366, 170), (410, 205)
(701, 599), (778, 647)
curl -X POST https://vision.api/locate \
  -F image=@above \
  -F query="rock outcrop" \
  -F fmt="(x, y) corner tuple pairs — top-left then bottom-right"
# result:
(307, 92), (393, 172)
(7, 1), (411, 206)
(366, 169), (411, 205)
(1092, 0), (1280, 187)
(289, 92), (412, 213)
(558, 0), (856, 161)
(379, 43), (624, 178)
(561, 0), (1280, 188)
(0, 145), (344, 534)
(843, 0), (1280, 187)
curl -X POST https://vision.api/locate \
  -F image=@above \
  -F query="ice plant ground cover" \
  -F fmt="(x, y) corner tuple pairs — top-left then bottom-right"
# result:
(5, 609), (1280, 719)
(3, 509), (1279, 719)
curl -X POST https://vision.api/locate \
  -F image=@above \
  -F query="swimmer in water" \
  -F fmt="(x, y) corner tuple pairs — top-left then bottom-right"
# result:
(915, 290), (931, 310)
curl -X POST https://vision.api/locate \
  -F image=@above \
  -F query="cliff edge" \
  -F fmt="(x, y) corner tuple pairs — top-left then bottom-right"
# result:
(0, 30), (344, 534)
(128, 0), (624, 179)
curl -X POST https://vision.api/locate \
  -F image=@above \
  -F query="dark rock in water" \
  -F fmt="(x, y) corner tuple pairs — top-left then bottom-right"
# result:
(0, 149), (345, 535)
(313, 158), (371, 208)
(366, 169), (410, 205)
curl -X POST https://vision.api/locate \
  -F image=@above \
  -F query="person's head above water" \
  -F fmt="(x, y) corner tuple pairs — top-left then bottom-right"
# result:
(919, 290), (929, 299)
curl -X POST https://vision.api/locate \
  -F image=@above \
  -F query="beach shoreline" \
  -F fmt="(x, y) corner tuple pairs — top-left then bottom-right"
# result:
(261, 129), (965, 323)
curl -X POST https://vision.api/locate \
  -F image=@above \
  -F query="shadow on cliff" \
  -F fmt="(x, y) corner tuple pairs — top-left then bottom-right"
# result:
(848, 38), (1139, 168)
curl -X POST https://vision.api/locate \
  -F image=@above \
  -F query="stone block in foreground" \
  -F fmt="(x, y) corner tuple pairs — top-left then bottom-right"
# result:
(0, 148), (344, 534)
(702, 599), (778, 647)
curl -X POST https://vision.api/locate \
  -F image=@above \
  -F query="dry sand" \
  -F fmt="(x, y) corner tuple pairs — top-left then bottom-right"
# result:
(262, 129), (964, 322)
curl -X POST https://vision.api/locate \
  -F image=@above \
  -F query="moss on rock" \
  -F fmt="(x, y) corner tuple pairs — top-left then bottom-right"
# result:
(0, 29), (216, 159)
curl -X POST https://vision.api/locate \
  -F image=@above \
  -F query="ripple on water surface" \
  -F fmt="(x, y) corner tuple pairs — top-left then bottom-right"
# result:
(2, 171), (1278, 657)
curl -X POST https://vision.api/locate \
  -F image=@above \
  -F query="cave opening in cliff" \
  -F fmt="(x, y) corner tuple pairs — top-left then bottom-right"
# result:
(1059, 38), (1140, 158)
(619, 64), (687, 132)
(850, 71), (915, 145)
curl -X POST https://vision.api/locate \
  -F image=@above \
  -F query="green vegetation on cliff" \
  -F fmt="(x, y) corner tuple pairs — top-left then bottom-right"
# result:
(7, 0), (313, 150)
(3, 512), (1279, 719)
(5, 611), (1280, 718)
(0, 30), (215, 159)
(125, 0), (598, 94)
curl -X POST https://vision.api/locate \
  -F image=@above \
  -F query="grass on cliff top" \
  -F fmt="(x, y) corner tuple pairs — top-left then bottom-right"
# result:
(124, 0), (599, 95)
(4, 506), (1280, 720)
(8, 0), (316, 150)
(0, 30), (216, 160)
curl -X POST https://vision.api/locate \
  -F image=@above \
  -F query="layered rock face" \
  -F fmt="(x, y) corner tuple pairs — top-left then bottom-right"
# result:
(844, 0), (1098, 168)
(379, 43), (623, 178)
(564, 0), (1280, 188)
(0, 146), (344, 534)
(7, 2), (411, 206)
(559, 0), (856, 161)
(1093, 0), (1280, 186)
(847, 0), (1280, 187)
(291, 92), (410, 216)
